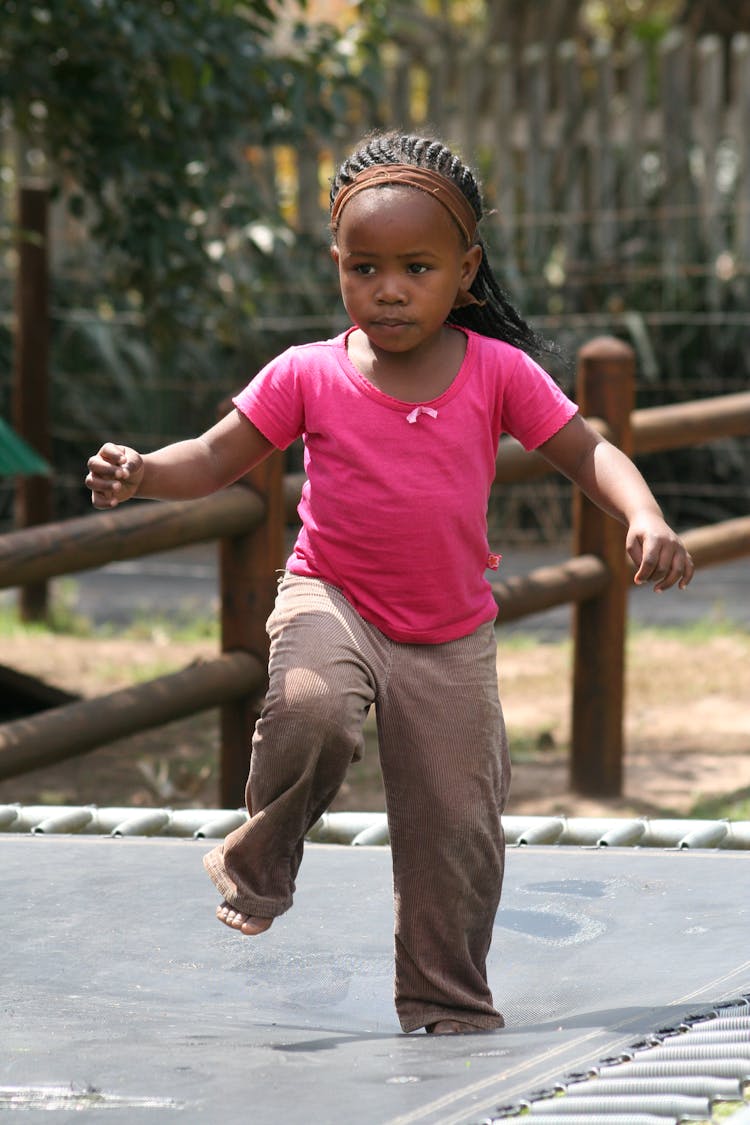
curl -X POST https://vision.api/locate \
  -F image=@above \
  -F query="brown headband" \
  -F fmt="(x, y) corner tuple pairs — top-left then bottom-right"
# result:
(330, 164), (479, 246)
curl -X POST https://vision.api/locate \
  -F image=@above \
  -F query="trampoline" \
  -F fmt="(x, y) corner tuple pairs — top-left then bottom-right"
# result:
(2, 832), (749, 1123)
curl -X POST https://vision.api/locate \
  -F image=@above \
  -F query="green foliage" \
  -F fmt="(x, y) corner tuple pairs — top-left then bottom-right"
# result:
(0, 0), (381, 350)
(690, 790), (750, 821)
(0, 1), (385, 515)
(582, 0), (682, 44)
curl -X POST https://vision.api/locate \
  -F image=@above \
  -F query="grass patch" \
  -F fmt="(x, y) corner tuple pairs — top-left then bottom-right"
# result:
(627, 616), (750, 644)
(690, 788), (750, 821)
(0, 587), (92, 638)
(710, 1104), (749, 1123)
(120, 612), (219, 644)
(504, 728), (563, 763)
(0, 585), (219, 645)
(2, 586), (744, 648)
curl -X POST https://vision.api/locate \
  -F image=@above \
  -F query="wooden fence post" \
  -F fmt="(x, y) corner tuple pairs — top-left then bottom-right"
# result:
(218, 451), (286, 807)
(571, 336), (635, 796)
(12, 184), (51, 621)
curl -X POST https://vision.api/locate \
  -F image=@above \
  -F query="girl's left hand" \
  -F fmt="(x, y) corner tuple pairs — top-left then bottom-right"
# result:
(626, 512), (695, 592)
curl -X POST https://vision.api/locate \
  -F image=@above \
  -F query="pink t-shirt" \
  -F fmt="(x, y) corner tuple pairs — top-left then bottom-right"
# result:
(233, 327), (577, 644)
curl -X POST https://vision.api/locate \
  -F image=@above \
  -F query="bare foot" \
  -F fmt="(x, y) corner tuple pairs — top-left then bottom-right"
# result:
(426, 1019), (498, 1035)
(216, 901), (273, 936)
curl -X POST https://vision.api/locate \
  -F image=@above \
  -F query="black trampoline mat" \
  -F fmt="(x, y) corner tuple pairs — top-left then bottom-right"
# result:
(2, 836), (749, 1124)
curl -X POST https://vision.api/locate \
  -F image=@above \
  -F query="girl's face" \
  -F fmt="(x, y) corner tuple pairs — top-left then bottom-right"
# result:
(331, 185), (481, 358)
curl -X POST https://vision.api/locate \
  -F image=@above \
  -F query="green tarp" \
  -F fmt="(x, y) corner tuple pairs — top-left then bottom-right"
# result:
(0, 417), (50, 478)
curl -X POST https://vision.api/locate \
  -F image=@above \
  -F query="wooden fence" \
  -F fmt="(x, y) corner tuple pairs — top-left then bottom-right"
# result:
(263, 29), (750, 308)
(3, 28), (748, 306)
(3, 30), (749, 541)
(1, 336), (749, 805)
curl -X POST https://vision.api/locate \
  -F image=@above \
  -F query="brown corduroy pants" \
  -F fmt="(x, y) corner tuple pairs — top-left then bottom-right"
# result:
(203, 574), (510, 1032)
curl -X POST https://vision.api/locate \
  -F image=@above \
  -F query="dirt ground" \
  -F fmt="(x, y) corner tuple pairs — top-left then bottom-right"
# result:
(1, 628), (749, 820)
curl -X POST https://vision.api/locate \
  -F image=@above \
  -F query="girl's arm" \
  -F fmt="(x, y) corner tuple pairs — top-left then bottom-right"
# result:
(85, 410), (275, 509)
(538, 414), (694, 592)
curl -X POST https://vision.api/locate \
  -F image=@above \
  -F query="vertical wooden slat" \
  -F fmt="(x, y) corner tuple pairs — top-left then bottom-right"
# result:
(695, 35), (725, 310)
(659, 29), (695, 291)
(522, 43), (550, 270)
(732, 34), (750, 271)
(591, 40), (617, 264)
(571, 336), (635, 797)
(455, 42), (484, 165)
(249, 32), (746, 317)
(623, 38), (647, 210)
(621, 38), (650, 317)
(390, 46), (412, 130)
(13, 184), (51, 622)
(218, 453), (286, 808)
(554, 40), (585, 289)
(487, 44), (519, 283)
(296, 138), (323, 238)
(425, 44), (447, 134)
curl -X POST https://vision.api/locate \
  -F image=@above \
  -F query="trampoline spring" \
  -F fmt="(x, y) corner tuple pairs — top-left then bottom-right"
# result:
(657, 1022), (750, 1043)
(0, 805), (20, 829)
(31, 808), (95, 834)
(519, 1092), (712, 1116)
(680, 1018), (750, 1034)
(678, 821), (730, 848)
(627, 1036), (662, 1051)
(630, 1042), (750, 1061)
(703, 1015), (750, 1028)
(110, 811), (171, 837)
(509, 1117), (690, 1125)
(558, 1074), (743, 1098)
(593, 1057), (750, 1081)
(191, 810), (247, 839)
(351, 823), (390, 846)
(676, 1031), (750, 1048)
(596, 819), (647, 847)
(685, 1001), (750, 1022)
(515, 818), (566, 845)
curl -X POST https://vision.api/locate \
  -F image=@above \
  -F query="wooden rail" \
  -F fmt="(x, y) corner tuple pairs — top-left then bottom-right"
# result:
(1, 337), (749, 802)
(0, 487), (264, 587)
(0, 651), (264, 781)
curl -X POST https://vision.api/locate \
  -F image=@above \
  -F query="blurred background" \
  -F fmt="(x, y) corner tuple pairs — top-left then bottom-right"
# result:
(1, 0), (749, 544)
(1, 1), (749, 815)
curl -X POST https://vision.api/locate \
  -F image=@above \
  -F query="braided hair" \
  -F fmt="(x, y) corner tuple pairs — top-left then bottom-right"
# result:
(330, 130), (554, 359)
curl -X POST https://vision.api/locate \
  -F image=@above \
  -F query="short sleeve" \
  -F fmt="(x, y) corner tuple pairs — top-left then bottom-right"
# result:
(500, 350), (578, 451)
(232, 349), (306, 450)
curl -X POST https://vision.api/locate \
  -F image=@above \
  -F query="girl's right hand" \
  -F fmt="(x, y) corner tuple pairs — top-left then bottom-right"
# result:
(85, 443), (144, 508)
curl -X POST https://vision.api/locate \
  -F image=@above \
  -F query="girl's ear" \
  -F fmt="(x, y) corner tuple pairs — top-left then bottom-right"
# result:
(461, 243), (482, 288)
(453, 244), (486, 310)
(330, 245), (340, 265)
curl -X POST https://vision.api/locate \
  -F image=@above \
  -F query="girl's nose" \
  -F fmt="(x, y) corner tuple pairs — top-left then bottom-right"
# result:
(375, 273), (407, 303)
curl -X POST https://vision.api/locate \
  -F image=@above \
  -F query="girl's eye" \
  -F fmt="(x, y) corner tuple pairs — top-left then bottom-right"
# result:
(353, 263), (375, 275)
(407, 263), (429, 275)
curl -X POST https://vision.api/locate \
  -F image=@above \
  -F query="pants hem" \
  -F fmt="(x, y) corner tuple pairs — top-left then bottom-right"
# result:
(398, 1008), (505, 1034)
(202, 846), (292, 919)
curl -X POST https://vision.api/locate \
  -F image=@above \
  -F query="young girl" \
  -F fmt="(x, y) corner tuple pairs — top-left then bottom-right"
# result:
(86, 131), (694, 1036)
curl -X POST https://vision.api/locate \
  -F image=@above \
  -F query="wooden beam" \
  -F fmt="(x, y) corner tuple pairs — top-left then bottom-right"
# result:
(492, 554), (609, 624)
(0, 651), (264, 781)
(12, 185), (51, 620)
(571, 336), (635, 797)
(0, 486), (263, 590)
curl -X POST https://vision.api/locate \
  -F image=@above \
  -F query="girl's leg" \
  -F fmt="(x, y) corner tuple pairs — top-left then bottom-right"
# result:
(203, 575), (380, 921)
(377, 622), (510, 1033)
